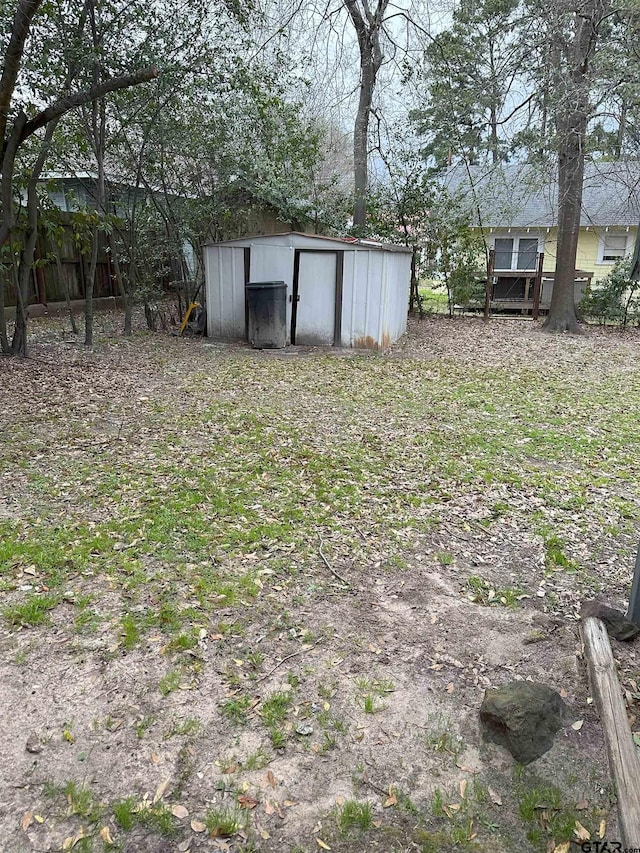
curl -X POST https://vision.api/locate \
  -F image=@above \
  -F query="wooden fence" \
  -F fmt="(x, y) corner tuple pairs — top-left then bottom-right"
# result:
(1, 219), (121, 308)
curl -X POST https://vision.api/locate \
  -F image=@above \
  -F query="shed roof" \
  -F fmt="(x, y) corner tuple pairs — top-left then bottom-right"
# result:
(205, 231), (413, 253)
(443, 161), (640, 228)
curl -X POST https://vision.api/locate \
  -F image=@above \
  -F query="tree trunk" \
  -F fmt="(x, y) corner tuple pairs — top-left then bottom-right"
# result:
(353, 55), (375, 228)
(9, 119), (57, 353)
(0, 273), (7, 353)
(344, 0), (388, 230)
(615, 100), (627, 159)
(543, 114), (587, 333)
(109, 235), (131, 336)
(488, 41), (500, 164)
(84, 226), (99, 346)
(84, 80), (106, 346)
(11, 183), (40, 354)
(55, 251), (78, 334)
(543, 0), (608, 334)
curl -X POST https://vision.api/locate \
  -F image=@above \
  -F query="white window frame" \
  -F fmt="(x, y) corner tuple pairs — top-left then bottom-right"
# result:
(491, 233), (542, 271)
(596, 231), (632, 264)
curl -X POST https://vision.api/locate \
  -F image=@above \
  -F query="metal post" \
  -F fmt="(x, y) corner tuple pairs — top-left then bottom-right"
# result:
(532, 251), (543, 320)
(484, 249), (494, 321)
(627, 543), (640, 626)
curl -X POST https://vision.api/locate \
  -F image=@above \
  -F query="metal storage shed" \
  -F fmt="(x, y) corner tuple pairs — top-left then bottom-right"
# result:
(204, 232), (412, 348)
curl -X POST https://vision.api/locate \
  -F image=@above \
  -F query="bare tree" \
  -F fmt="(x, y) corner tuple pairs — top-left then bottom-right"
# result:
(343, 0), (390, 229)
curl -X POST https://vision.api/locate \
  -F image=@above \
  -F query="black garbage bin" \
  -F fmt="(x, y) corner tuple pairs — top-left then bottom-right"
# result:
(245, 281), (287, 349)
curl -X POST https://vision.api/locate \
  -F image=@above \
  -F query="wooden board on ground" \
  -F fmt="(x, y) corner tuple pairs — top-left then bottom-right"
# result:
(582, 616), (640, 848)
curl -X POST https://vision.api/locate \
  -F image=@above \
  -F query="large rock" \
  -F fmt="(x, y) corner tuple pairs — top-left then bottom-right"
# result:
(480, 681), (568, 764)
(581, 600), (640, 641)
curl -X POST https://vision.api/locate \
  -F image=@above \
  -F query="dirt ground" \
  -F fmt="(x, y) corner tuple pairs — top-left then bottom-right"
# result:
(1, 313), (639, 853)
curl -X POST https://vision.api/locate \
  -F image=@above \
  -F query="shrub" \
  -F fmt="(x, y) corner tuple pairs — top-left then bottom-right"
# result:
(580, 258), (640, 326)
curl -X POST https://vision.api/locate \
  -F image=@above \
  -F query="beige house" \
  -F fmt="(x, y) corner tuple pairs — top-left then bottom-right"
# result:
(445, 161), (640, 311)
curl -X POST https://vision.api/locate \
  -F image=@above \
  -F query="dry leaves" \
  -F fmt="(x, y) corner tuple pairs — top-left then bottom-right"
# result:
(62, 829), (86, 850)
(99, 827), (114, 844)
(574, 821), (590, 841)
(171, 804), (189, 819)
(153, 778), (171, 804)
(383, 786), (397, 808)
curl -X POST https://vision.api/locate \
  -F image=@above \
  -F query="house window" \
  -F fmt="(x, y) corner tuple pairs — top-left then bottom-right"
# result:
(493, 236), (539, 270)
(598, 233), (629, 263)
(494, 238), (514, 270)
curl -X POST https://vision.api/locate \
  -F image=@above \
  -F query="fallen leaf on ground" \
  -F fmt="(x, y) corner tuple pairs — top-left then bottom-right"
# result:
(21, 813), (33, 831)
(460, 779), (467, 798)
(317, 840), (331, 850)
(571, 720), (584, 731)
(99, 827), (114, 844)
(153, 778), (171, 804)
(574, 821), (590, 841)
(191, 819), (206, 832)
(238, 795), (258, 809)
(575, 799), (589, 810)
(266, 770), (276, 788)
(171, 804), (188, 819)
(62, 829), (86, 850)
(599, 820), (606, 838)
(553, 843), (570, 853)
(383, 794), (397, 808)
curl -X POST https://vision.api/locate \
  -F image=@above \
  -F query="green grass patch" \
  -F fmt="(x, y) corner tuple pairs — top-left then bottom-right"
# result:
(204, 805), (245, 837)
(338, 799), (374, 832)
(465, 576), (522, 607)
(4, 593), (61, 626)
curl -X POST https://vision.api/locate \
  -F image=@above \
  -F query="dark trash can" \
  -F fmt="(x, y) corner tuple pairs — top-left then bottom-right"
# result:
(245, 281), (287, 349)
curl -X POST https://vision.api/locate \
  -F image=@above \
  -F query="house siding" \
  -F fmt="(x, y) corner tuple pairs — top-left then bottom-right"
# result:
(476, 226), (637, 284)
(540, 227), (636, 283)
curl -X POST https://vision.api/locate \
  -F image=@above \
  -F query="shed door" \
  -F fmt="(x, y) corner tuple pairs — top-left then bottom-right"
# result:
(293, 251), (338, 346)
(249, 243), (294, 341)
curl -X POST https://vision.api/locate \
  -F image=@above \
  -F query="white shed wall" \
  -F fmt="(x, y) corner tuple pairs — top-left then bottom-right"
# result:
(339, 249), (411, 347)
(205, 234), (411, 348)
(385, 252), (413, 342)
(205, 245), (246, 338)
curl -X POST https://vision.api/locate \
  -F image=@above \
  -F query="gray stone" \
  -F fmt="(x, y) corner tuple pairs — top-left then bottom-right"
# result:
(25, 732), (42, 754)
(581, 600), (640, 641)
(479, 681), (567, 764)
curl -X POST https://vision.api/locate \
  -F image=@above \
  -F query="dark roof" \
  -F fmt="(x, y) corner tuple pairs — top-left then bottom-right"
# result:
(443, 161), (640, 228)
